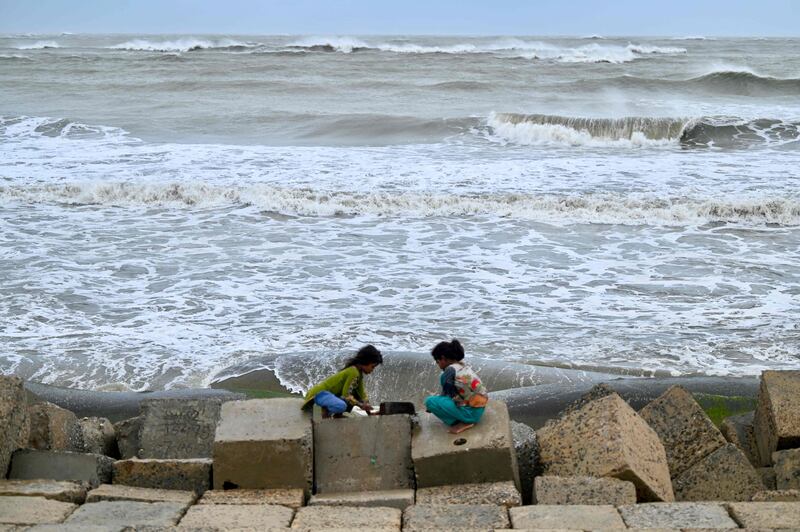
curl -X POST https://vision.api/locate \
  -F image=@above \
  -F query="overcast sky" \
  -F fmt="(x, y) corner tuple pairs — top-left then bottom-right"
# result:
(1, 0), (798, 37)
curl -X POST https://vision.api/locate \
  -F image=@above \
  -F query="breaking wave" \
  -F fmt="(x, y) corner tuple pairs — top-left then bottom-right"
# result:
(108, 38), (260, 52)
(14, 41), (60, 50)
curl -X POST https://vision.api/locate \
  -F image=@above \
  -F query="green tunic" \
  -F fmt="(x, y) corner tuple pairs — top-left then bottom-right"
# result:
(301, 366), (368, 410)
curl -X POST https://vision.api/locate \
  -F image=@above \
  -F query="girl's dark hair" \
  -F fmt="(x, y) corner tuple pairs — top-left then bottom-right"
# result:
(431, 339), (465, 362)
(343, 344), (383, 369)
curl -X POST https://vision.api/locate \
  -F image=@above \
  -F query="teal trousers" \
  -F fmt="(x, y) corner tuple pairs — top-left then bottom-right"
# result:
(424, 395), (485, 426)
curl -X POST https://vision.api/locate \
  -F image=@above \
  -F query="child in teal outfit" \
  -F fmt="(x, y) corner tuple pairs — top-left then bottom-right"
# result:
(424, 339), (488, 434)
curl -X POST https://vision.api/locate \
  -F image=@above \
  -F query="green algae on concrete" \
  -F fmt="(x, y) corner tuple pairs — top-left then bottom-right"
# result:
(693, 393), (756, 427)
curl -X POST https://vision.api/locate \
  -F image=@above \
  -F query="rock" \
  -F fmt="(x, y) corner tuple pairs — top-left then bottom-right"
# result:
(412, 400), (519, 489)
(416, 481), (521, 507)
(78, 417), (119, 457)
(537, 393), (673, 502)
(27, 402), (83, 452)
(773, 448), (800, 490)
(0, 376), (30, 477)
(63, 500), (187, 527)
(138, 398), (224, 459)
(9, 449), (114, 487)
(0, 479), (87, 504)
(212, 398), (312, 494)
(672, 443), (764, 501)
(292, 505), (402, 530)
(112, 458), (211, 493)
(751, 489), (800, 501)
(314, 414), (413, 493)
(113, 416), (142, 459)
(726, 501), (800, 528)
(720, 411), (759, 466)
(638, 385), (727, 478)
(532, 475), (637, 506)
(509, 504), (625, 530)
(403, 503), (509, 531)
(618, 502), (738, 529)
(758, 466), (777, 490)
(753, 370), (800, 466)
(309, 489), (415, 510)
(0, 496), (76, 525)
(558, 382), (618, 419)
(178, 503), (294, 528)
(510, 420), (538, 505)
(198, 488), (305, 509)
(86, 484), (196, 505)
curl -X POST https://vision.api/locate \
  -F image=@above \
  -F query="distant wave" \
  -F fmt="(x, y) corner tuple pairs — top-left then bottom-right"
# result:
(14, 41), (60, 50)
(671, 35), (709, 40)
(0, 115), (133, 142)
(688, 70), (800, 94)
(108, 38), (261, 52)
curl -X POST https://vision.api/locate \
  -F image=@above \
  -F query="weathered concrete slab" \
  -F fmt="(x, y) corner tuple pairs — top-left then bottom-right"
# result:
(412, 400), (519, 489)
(537, 393), (673, 502)
(416, 481), (521, 507)
(22, 525), (125, 532)
(618, 502), (738, 529)
(639, 385), (727, 478)
(0, 479), (87, 504)
(292, 505), (401, 530)
(86, 483), (196, 505)
(139, 398), (224, 459)
(758, 466), (777, 490)
(0, 376), (29, 477)
(64, 500), (186, 527)
(721, 411), (759, 466)
(178, 503), (294, 528)
(112, 458), (211, 493)
(0, 496), (76, 525)
(309, 489), (414, 510)
(198, 488), (305, 508)
(314, 414), (413, 493)
(9, 449), (114, 487)
(727, 501), (800, 528)
(752, 489), (800, 501)
(213, 398), (312, 494)
(673, 443), (764, 501)
(509, 504), (624, 530)
(403, 503), (509, 531)
(78, 417), (118, 457)
(532, 475), (636, 506)
(113, 416), (142, 459)
(773, 448), (800, 490)
(511, 420), (538, 506)
(27, 401), (82, 452)
(753, 370), (800, 466)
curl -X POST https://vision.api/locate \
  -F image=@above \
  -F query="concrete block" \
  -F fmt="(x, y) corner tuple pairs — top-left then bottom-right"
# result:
(178, 503), (294, 528)
(773, 448), (800, 490)
(759, 466), (777, 490)
(112, 458), (211, 493)
(0, 496), (76, 525)
(139, 398), (223, 459)
(537, 393), (673, 502)
(79, 417), (119, 457)
(0, 376), (29, 477)
(0, 479), (87, 503)
(86, 484), (196, 505)
(9, 449), (114, 486)
(532, 475), (636, 506)
(618, 502), (738, 529)
(27, 401), (83, 452)
(113, 416), (142, 459)
(292, 505), (401, 530)
(721, 411), (759, 466)
(309, 489), (414, 510)
(416, 481), (521, 507)
(22, 525), (125, 532)
(212, 398), (312, 494)
(511, 420), (538, 506)
(727, 501), (800, 528)
(509, 504), (625, 530)
(198, 488), (305, 508)
(753, 370), (800, 466)
(403, 503), (509, 531)
(64, 500), (186, 527)
(673, 443), (764, 501)
(639, 385), (727, 478)
(752, 489), (800, 501)
(412, 400), (519, 489)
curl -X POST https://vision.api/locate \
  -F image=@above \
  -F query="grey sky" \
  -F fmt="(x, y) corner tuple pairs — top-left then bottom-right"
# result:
(1, 0), (798, 37)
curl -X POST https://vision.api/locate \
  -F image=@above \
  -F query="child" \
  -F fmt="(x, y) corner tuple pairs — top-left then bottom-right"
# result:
(424, 339), (488, 433)
(302, 345), (383, 417)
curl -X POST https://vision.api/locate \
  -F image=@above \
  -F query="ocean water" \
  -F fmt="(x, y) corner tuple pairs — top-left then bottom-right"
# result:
(1, 34), (799, 391)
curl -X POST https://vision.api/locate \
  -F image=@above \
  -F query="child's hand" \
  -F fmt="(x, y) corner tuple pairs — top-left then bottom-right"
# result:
(361, 402), (375, 414)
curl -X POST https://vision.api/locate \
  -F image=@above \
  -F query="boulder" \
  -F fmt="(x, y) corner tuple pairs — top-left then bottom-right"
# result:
(672, 443), (763, 501)
(314, 414), (413, 493)
(27, 402), (82, 452)
(85, 483), (196, 505)
(509, 504), (625, 530)
(751, 489), (800, 502)
(138, 398), (224, 459)
(416, 481), (521, 507)
(0, 480), (87, 504)
(726, 501), (800, 529)
(292, 505), (401, 530)
(113, 416), (141, 459)
(772, 448), (800, 490)
(638, 386), (727, 478)
(63, 500), (187, 527)
(0, 496), (76, 526)
(537, 393), (673, 502)
(309, 489), (415, 510)
(532, 475), (636, 506)
(403, 503), (510, 531)
(0, 376), (30, 477)
(752, 370), (800, 465)
(178, 503), (295, 529)
(720, 411), (759, 466)
(198, 488), (305, 508)
(112, 458), (211, 493)
(78, 417), (118, 457)
(618, 502), (738, 529)
(412, 400), (519, 489)
(9, 449), (114, 487)
(212, 398), (312, 494)
(510, 420), (538, 505)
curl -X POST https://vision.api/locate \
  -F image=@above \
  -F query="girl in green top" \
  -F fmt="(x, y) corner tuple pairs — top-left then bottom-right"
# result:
(302, 345), (383, 417)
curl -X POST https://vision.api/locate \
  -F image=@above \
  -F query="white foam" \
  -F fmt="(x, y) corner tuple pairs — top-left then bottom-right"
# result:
(15, 40), (60, 50)
(108, 38), (256, 52)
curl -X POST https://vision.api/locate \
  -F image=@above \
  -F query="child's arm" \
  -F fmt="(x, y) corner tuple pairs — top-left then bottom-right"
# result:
(341, 368), (368, 409)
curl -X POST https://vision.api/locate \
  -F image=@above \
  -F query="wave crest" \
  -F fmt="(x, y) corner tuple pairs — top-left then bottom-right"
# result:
(108, 38), (260, 52)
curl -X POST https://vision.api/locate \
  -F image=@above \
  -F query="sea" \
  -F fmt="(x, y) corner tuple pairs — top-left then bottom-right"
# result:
(1, 33), (799, 392)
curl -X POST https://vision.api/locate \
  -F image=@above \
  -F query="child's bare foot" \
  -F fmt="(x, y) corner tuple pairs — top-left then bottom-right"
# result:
(321, 409), (332, 419)
(332, 413), (345, 419)
(448, 422), (475, 434)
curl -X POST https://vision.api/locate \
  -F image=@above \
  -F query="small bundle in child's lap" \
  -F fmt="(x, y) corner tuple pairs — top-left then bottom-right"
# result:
(424, 339), (488, 433)
(301, 345), (383, 417)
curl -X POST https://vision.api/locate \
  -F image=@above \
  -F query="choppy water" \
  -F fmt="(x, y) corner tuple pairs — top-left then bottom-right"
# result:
(1, 34), (799, 391)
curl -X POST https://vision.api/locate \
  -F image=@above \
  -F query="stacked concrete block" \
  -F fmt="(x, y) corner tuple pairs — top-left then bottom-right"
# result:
(85, 483), (197, 504)
(537, 393), (673, 502)
(773, 448), (800, 489)
(77, 417), (118, 457)
(532, 475), (637, 506)
(9, 449), (114, 487)
(112, 458), (211, 493)
(0, 496), (77, 526)
(138, 398), (223, 459)
(416, 481), (521, 507)
(509, 504), (625, 530)
(726, 501), (800, 529)
(753, 370), (800, 465)
(618, 502), (739, 529)
(309, 489), (415, 510)
(671, 443), (764, 501)
(198, 488), (305, 508)
(63, 500), (187, 528)
(720, 411), (759, 466)
(113, 416), (142, 459)
(403, 503), (510, 531)
(0, 479), (87, 503)
(179, 503), (295, 528)
(27, 402), (83, 452)
(510, 420), (538, 505)
(751, 489), (800, 501)
(0, 376), (29, 477)
(292, 505), (402, 530)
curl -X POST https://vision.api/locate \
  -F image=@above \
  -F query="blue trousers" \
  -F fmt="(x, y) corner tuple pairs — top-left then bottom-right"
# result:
(314, 391), (347, 414)
(424, 395), (484, 426)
